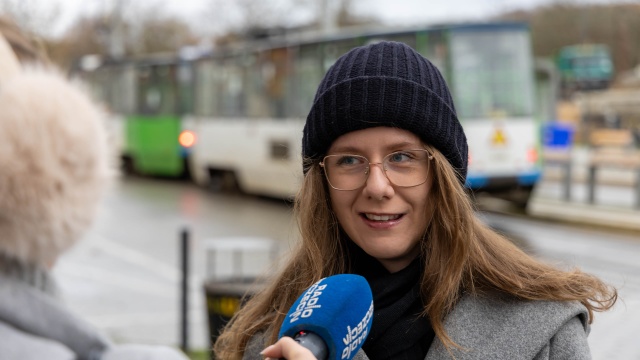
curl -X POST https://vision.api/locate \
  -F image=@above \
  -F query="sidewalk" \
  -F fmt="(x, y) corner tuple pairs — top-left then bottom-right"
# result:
(527, 146), (640, 232)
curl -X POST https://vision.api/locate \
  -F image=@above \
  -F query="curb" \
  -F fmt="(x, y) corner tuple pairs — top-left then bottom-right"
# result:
(542, 168), (638, 188)
(527, 196), (640, 233)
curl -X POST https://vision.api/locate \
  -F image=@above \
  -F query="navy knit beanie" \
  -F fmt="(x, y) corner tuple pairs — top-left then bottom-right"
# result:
(302, 41), (468, 182)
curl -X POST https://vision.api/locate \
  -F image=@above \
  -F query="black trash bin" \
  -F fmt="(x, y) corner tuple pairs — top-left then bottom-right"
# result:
(202, 236), (277, 358)
(204, 277), (265, 358)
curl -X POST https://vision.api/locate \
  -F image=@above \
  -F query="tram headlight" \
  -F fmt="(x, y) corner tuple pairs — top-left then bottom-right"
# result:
(179, 130), (196, 148)
(527, 146), (538, 163)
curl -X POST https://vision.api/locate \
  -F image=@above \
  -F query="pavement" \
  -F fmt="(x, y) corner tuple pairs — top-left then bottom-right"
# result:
(527, 146), (640, 232)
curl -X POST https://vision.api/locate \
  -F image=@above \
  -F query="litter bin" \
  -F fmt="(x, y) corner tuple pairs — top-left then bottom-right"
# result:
(202, 237), (277, 357)
(204, 277), (265, 355)
(543, 122), (575, 149)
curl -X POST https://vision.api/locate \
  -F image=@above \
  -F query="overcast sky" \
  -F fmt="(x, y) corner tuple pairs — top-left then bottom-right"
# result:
(37, 0), (637, 37)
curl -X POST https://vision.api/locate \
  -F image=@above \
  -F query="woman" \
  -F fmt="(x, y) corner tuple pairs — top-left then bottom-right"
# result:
(214, 41), (617, 360)
(0, 17), (188, 360)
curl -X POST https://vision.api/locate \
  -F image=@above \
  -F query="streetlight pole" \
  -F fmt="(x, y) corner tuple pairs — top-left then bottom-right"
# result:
(108, 0), (125, 58)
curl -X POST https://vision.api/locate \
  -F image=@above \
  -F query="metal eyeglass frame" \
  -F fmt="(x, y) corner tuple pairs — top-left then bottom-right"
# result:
(319, 149), (434, 191)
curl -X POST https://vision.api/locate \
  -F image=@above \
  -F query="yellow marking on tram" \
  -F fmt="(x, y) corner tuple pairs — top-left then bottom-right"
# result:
(492, 128), (507, 146)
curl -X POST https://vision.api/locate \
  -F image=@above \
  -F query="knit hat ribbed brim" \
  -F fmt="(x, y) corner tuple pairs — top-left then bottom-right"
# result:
(302, 41), (468, 182)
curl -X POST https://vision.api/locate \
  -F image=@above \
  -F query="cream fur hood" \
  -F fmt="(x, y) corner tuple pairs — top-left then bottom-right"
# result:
(0, 33), (112, 268)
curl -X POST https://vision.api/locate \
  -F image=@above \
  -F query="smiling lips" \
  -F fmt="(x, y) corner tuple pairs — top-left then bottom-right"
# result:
(363, 213), (402, 221)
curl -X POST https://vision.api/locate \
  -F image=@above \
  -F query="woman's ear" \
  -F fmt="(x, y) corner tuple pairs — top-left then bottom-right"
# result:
(0, 33), (21, 83)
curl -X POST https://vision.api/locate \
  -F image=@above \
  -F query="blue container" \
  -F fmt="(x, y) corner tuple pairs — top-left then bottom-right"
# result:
(543, 122), (574, 149)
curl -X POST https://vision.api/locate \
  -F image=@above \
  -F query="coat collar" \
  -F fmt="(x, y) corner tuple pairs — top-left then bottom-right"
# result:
(0, 271), (111, 359)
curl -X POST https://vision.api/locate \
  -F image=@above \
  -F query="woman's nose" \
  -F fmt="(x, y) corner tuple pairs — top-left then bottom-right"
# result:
(362, 163), (394, 200)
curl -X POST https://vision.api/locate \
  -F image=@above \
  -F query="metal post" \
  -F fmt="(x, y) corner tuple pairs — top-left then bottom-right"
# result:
(180, 228), (189, 353)
(563, 160), (572, 202)
(635, 168), (640, 209)
(233, 250), (242, 281)
(587, 165), (596, 204)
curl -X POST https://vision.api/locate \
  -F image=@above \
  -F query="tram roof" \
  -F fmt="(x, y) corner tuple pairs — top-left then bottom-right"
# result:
(75, 21), (529, 70)
(199, 21), (529, 59)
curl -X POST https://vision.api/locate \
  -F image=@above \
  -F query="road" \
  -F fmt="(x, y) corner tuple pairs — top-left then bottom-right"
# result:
(54, 177), (640, 358)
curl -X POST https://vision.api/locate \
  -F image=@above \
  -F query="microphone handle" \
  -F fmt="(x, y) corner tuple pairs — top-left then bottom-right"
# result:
(279, 331), (328, 360)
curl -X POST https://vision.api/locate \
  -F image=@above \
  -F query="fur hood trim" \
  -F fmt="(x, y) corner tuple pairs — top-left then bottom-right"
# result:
(0, 66), (113, 267)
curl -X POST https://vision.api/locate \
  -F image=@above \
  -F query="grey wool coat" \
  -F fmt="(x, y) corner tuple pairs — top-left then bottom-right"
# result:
(243, 293), (591, 360)
(0, 273), (189, 360)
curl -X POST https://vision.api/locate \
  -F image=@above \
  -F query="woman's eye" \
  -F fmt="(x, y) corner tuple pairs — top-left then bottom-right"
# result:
(336, 156), (363, 166)
(388, 152), (412, 163)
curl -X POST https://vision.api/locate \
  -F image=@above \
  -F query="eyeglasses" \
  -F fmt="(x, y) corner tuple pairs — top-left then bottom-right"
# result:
(319, 149), (433, 191)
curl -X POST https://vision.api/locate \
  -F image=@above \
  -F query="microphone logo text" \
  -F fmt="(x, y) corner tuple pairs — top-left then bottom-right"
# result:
(289, 282), (328, 323)
(341, 301), (373, 359)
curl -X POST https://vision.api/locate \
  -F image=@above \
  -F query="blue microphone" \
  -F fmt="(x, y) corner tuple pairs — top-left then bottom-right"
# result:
(278, 274), (374, 360)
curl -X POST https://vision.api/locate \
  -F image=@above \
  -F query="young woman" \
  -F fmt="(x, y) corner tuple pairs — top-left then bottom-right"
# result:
(214, 40), (617, 360)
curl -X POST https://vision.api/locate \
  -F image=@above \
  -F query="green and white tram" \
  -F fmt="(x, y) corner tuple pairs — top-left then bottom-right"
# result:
(78, 22), (543, 206)
(75, 53), (196, 177)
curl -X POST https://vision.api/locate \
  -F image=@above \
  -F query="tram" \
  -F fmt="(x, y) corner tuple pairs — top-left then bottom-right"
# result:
(77, 22), (543, 205)
(74, 52), (196, 177)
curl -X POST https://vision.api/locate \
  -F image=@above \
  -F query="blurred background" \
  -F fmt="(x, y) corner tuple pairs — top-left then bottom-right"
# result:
(2, 0), (639, 359)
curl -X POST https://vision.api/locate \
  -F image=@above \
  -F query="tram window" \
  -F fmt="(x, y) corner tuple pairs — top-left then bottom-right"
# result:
(95, 70), (116, 112)
(242, 48), (292, 119)
(423, 31), (449, 78)
(246, 53), (272, 118)
(85, 71), (108, 109)
(450, 30), (534, 119)
(145, 88), (162, 111)
(266, 48), (291, 119)
(323, 39), (361, 71)
(137, 65), (179, 116)
(108, 66), (136, 115)
(163, 66), (179, 115)
(195, 61), (216, 117)
(178, 63), (194, 115)
(294, 44), (324, 117)
(220, 60), (244, 117)
(136, 67), (150, 114)
(270, 140), (290, 160)
(122, 66), (137, 114)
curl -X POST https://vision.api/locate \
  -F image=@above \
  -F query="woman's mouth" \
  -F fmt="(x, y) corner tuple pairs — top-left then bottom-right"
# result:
(362, 213), (402, 221)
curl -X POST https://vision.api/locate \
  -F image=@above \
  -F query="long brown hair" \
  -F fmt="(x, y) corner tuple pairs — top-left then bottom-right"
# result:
(213, 145), (617, 359)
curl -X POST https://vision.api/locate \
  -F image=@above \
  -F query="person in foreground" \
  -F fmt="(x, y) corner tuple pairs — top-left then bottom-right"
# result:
(0, 17), (188, 360)
(214, 41), (617, 360)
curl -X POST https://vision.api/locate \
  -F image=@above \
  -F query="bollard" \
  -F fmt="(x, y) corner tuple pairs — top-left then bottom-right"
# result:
(587, 165), (596, 204)
(636, 169), (640, 209)
(562, 161), (572, 202)
(180, 228), (189, 353)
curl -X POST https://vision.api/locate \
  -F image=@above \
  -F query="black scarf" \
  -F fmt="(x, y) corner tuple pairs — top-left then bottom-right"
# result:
(347, 241), (435, 360)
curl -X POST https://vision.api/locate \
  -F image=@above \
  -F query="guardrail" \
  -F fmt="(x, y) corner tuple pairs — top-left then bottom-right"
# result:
(586, 129), (640, 208)
(542, 129), (640, 209)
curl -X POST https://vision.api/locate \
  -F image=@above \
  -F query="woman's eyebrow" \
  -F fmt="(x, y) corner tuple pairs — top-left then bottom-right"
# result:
(329, 141), (420, 154)
(328, 145), (362, 154)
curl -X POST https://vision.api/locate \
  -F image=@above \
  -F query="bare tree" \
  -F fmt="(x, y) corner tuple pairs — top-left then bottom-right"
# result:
(122, 2), (198, 55)
(0, 0), (60, 36)
(499, 2), (640, 74)
(46, 1), (197, 69)
(204, 0), (312, 35)
(204, 0), (377, 43)
(47, 16), (107, 69)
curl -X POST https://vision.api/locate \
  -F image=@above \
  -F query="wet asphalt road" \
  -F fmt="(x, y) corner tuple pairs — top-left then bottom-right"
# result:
(54, 177), (640, 358)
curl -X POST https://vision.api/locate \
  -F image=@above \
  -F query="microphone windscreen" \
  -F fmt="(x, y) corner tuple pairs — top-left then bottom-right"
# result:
(278, 274), (373, 360)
